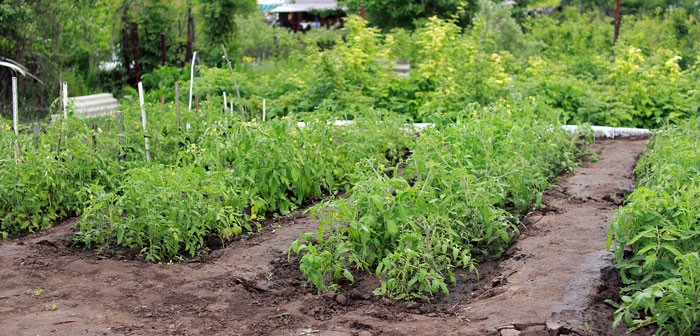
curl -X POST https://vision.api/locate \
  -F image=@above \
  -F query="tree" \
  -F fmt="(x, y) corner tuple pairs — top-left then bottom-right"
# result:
(116, 0), (192, 85)
(341, 0), (478, 30)
(0, 0), (114, 118)
(471, 0), (524, 54)
(199, 0), (256, 64)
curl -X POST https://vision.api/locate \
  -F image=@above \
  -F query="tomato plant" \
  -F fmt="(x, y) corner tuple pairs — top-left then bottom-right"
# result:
(609, 117), (700, 334)
(291, 105), (581, 299)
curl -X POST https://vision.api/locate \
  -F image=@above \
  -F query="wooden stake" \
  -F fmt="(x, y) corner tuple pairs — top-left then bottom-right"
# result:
(175, 82), (181, 129)
(263, 98), (266, 121)
(188, 51), (197, 111)
(138, 82), (151, 162)
(92, 124), (98, 148)
(33, 123), (39, 149)
(58, 73), (62, 113)
(613, 0), (621, 47)
(221, 44), (244, 120)
(160, 31), (167, 65)
(223, 91), (227, 111)
(117, 111), (125, 161)
(12, 77), (19, 164)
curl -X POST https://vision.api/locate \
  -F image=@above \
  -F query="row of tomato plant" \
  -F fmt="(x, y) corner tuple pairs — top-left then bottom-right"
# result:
(0, 101), (208, 239)
(290, 104), (582, 300)
(608, 117), (700, 334)
(0, 118), (122, 238)
(74, 111), (414, 261)
(1, 101), (414, 262)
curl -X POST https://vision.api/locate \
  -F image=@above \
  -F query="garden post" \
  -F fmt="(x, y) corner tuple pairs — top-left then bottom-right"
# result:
(138, 82), (151, 162)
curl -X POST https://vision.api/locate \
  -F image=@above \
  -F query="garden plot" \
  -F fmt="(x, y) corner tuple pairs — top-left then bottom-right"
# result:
(0, 138), (650, 336)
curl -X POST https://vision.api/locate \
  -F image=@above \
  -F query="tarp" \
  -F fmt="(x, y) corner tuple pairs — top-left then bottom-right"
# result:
(271, 1), (342, 13)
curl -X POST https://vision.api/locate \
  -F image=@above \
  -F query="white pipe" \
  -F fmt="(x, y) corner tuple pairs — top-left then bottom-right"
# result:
(138, 82), (151, 162)
(561, 125), (652, 138)
(188, 51), (197, 111)
(12, 77), (18, 135)
(293, 121), (652, 139)
(62, 82), (68, 119)
(12, 77), (19, 164)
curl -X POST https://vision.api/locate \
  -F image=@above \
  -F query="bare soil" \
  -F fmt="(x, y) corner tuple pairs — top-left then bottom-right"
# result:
(0, 139), (649, 336)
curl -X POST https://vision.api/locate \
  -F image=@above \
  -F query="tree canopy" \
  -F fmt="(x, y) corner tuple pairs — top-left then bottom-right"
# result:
(341, 0), (478, 30)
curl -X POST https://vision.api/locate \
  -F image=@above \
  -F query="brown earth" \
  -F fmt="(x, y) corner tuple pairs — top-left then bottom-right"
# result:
(0, 139), (650, 336)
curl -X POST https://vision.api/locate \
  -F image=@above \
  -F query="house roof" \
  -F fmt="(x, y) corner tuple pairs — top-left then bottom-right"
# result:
(271, 0), (343, 13)
(258, 0), (284, 12)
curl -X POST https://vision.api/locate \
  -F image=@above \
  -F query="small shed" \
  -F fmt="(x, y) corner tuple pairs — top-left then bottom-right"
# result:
(271, 0), (346, 32)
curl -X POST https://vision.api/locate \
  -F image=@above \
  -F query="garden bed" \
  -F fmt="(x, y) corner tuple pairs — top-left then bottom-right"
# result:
(0, 138), (650, 336)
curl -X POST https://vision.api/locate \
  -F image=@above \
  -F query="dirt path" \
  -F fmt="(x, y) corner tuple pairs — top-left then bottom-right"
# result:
(0, 139), (647, 336)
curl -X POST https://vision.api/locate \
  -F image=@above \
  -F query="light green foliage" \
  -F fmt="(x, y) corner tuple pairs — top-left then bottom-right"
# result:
(527, 0), (560, 8)
(609, 117), (700, 334)
(213, 10), (700, 128)
(604, 45), (694, 128)
(472, 0), (525, 54)
(517, 7), (700, 127)
(524, 8), (611, 58)
(27, 288), (44, 297)
(411, 17), (514, 121)
(291, 106), (580, 299)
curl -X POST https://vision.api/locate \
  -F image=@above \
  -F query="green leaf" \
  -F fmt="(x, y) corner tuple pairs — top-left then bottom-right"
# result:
(661, 244), (683, 258)
(343, 269), (355, 283)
